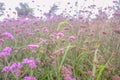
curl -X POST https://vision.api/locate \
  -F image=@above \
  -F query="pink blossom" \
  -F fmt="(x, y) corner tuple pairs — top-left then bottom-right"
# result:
(57, 32), (64, 38)
(114, 29), (120, 34)
(27, 44), (39, 49)
(23, 76), (37, 80)
(12, 69), (21, 77)
(2, 47), (12, 52)
(22, 58), (36, 68)
(69, 36), (76, 40)
(10, 62), (22, 70)
(64, 27), (70, 30)
(2, 62), (22, 74)
(39, 38), (46, 43)
(61, 66), (76, 80)
(102, 31), (107, 35)
(79, 29), (83, 34)
(34, 29), (40, 32)
(1, 32), (14, 39)
(2, 66), (11, 73)
(43, 27), (48, 32)
(64, 74), (76, 80)
(0, 47), (12, 57)
(0, 39), (4, 43)
(61, 66), (72, 75)
(50, 33), (56, 38)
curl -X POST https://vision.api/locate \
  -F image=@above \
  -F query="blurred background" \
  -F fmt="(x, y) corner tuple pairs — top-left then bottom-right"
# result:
(0, 0), (119, 21)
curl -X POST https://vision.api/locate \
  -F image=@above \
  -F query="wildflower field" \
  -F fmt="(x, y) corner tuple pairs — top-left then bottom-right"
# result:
(0, 15), (120, 80)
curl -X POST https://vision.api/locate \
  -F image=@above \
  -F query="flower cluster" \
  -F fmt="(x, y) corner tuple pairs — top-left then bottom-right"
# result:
(0, 47), (12, 57)
(10, 62), (22, 70)
(1, 32), (14, 39)
(2, 66), (11, 73)
(69, 36), (76, 40)
(27, 44), (39, 49)
(2, 62), (22, 77)
(114, 29), (120, 34)
(22, 58), (36, 68)
(0, 39), (4, 43)
(61, 66), (76, 80)
(57, 32), (64, 38)
(23, 76), (37, 80)
(43, 27), (48, 33)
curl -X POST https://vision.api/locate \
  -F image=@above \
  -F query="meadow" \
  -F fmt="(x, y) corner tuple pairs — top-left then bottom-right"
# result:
(0, 15), (120, 80)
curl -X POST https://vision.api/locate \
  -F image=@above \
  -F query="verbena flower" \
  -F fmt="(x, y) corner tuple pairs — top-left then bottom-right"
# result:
(61, 66), (76, 80)
(23, 76), (37, 80)
(1, 32), (14, 39)
(2, 47), (12, 52)
(10, 62), (22, 70)
(2, 66), (11, 73)
(43, 27), (48, 33)
(0, 47), (12, 57)
(2, 62), (22, 77)
(57, 32), (64, 38)
(64, 74), (76, 80)
(0, 39), (4, 43)
(69, 36), (76, 40)
(64, 27), (70, 30)
(61, 66), (72, 76)
(22, 58), (36, 68)
(50, 33), (56, 38)
(114, 29), (120, 34)
(27, 44), (39, 49)
(12, 69), (21, 77)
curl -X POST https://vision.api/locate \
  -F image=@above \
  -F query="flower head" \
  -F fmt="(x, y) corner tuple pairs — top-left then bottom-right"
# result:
(43, 27), (48, 33)
(10, 62), (22, 70)
(1, 32), (14, 39)
(23, 76), (37, 80)
(2, 66), (11, 73)
(22, 58), (36, 68)
(0, 47), (12, 57)
(27, 44), (39, 49)
(69, 36), (76, 40)
(114, 29), (120, 34)
(57, 32), (64, 38)
(64, 74), (76, 80)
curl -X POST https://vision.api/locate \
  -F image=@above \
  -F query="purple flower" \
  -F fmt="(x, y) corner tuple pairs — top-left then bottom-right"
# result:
(2, 62), (22, 76)
(2, 66), (11, 73)
(22, 58), (30, 64)
(64, 74), (76, 80)
(2, 47), (12, 52)
(0, 39), (4, 43)
(23, 76), (37, 80)
(114, 29), (120, 34)
(22, 58), (36, 68)
(39, 38), (46, 43)
(43, 27), (48, 33)
(27, 44), (39, 49)
(64, 27), (70, 30)
(57, 32), (64, 38)
(13, 69), (21, 77)
(10, 62), (22, 76)
(0, 47), (12, 57)
(10, 62), (22, 70)
(69, 36), (76, 40)
(50, 33), (56, 38)
(1, 32), (14, 39)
